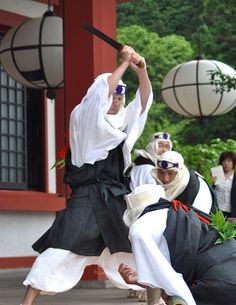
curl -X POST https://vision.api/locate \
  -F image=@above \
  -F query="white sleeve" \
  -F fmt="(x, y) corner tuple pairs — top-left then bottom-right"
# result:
(70, 74), (153, 169)
(192, 177), (212, 213)
(130, 164), (156, 191)
(69, 74), (126, 167)
(122, 88), (153, 170)
(129, 210), (196, 305)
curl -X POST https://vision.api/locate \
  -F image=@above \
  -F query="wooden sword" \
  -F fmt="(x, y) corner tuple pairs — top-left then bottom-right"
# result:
(81, 23), (145, 69)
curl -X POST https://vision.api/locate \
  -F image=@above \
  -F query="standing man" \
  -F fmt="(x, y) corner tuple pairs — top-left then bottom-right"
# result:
(21, 45), (152, 305)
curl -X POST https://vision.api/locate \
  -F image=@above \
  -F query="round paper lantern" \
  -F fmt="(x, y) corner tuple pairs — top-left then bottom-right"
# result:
(0, 13), (63, 92)
(161, 59), (236, 118)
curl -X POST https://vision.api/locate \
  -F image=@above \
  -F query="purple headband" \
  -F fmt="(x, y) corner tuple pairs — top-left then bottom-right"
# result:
(157, 160), (179, 169)
(154, 133), (170, 140)
(114, 84), (126, 95)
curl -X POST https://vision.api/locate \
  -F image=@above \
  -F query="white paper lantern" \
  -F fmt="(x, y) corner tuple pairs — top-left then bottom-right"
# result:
(0, 14), (63, 90)
(161, 59), (236, 117)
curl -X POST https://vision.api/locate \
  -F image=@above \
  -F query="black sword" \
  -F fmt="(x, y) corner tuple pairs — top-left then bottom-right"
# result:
(81, 23), (144, 68)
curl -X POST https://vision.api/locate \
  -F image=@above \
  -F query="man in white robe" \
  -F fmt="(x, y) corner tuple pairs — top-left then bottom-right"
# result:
(151, 151), (217, 214)
(119, 184), (236, 305)
(20, 45), (153, 305)
(120, 184), (196, 305)
(129, 132), (172, 191)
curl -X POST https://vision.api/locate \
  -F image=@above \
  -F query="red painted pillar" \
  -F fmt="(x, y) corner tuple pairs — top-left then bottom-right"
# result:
(63, 0), (117, 117)
(55, 0), (118, 282)
(56, 0), (118, 194)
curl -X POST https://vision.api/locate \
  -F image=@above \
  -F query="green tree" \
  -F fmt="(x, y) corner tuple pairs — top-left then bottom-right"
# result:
(117, 0), (204, 42)
(174, 138), (236, 183)
(133, 102), (190, 152)
(199, 0), (236, 66)
(117, 25), (193, 97)
(117, 1), (236, 145)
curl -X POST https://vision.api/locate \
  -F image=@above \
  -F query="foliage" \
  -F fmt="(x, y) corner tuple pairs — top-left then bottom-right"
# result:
(117, 0), (204, 44)
(210, 208), (236, 244)
(208, 69), (236, 93)
(133, 102), (190, 152)
(173, 138), (236, 183)
(117, 0), (236, 64)
(173, 108), (236, 145)
(116, 2), (236, 145)
(117, 25), (193, 98)
(200, 0), (236, 66)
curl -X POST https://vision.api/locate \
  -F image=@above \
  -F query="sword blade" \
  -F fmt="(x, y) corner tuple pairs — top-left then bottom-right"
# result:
(81, 24), (123, 50)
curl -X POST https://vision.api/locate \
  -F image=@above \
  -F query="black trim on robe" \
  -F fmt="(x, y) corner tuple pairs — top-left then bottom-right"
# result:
(176, 169), (217, 213)
(140, 200), (236, 305)
(133, 155), (155, 166)
(231, 173), (236, 216)
(32, 142), (132, 256)
(124, 156), (155, 178)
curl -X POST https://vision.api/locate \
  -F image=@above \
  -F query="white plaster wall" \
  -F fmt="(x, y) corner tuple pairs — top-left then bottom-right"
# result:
(0, 0), (48, 18)
(0, 211), (55, 257)
(0, 0), (59, 260)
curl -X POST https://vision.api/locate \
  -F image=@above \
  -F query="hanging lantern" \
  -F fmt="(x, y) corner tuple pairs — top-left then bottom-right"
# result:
(0, 8), (63, 98)
(161, 59), (236, 118)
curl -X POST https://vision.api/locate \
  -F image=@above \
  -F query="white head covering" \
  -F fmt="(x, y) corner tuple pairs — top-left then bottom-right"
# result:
(123, 184), (166, 227)
(135, 132), (172, 163)
(151, 151), (190, 201)
(104, 79), (128, 130)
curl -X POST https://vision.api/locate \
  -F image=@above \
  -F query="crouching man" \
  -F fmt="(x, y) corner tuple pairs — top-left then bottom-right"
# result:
(119, 184), (236, 305)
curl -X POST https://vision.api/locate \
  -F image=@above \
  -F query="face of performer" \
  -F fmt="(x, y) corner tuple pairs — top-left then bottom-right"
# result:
(222, 157), (234, 174)
(157, 169), (177, 184)
(107, 94), (124, 115)
(157, 141), (171, 155)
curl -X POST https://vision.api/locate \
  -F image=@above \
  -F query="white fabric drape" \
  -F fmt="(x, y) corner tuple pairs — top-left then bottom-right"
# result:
(129, 209), (196, 305)
(23, 247), (144, 294)
(69, 73), (153, 171)
(130, 164), (156, 191)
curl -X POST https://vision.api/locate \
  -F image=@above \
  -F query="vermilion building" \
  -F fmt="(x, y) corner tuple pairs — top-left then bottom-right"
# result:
(0, 0), (128, 283)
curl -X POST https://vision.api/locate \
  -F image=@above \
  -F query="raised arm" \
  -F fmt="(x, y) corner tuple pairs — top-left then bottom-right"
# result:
(129, 52), (151, 113)
(107, 45), (134, 96)
(108, 45), (151, 113)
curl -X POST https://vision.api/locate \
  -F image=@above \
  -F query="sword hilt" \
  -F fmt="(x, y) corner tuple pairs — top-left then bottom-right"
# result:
(120, 45), (145, 69)
(136, 60), (145, 69)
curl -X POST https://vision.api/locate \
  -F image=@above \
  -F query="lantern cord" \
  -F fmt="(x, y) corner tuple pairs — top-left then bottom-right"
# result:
(43, 4), (55, 16)
(47, 0), (54, 13)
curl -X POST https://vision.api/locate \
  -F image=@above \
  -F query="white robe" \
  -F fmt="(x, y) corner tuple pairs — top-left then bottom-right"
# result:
(23, 73), (153, 294)
(129, 209), (197, 305)
(69, 73), (153, 171)
(130, 163), (156, 191)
